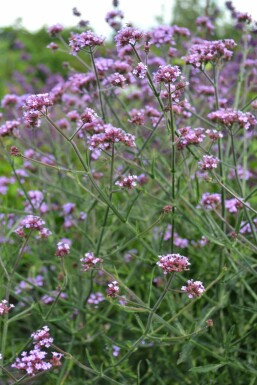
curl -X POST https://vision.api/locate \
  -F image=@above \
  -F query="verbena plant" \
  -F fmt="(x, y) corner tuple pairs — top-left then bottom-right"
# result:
(0, 2), (257, 384)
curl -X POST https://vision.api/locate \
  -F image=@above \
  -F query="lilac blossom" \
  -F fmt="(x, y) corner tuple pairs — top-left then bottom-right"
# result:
(208, 109), (257, 130)
(0, 300), (15, 315)
(80, 252), (103, 272)
(181, 279), (205, 298)
(115, 174), (138, 189)
(157, 254), (190, 274)
(106, 281), (120, 297)
(198, 155), (220, 170)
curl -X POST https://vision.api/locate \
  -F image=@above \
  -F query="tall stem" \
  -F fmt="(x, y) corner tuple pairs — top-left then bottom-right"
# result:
(89, 48), (106, 122)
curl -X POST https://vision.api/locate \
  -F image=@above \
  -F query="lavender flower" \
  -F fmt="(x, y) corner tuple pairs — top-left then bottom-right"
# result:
(157, 254), (190, 274)
(181, 279), (205, 298)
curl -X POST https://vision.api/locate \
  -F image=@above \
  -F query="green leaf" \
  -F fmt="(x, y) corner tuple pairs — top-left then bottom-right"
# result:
(189, 363), (226, 373)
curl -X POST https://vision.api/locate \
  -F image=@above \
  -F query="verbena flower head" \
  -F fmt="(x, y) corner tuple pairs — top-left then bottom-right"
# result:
(55, 241), (70, 257)
(31, 326), (53, 349)
(0, 299), (15, 315)
(154, 65), (181, 84)
(15, 215), (51, 239)
(80, 252), (103, 272)
(157, 253), (190, 274)
(88, 124), (136, 151)
(225, 198), (244, 213)
(106, 281), (120, 297)
(88, 292), (105, 307)
(207, 109), (257, 130)
(133, 62), (147, 79)
(69, 31), (104, 53)
(0, 120), (20, 137)
(177, 126), (206, 149)
(198, 155), (220, 170)
(181, 279), (205, 298)
(105, 72), (127, 87)
(200, 192), (221, 209)
(184, 39), (236, 68)
(24, 93), (53, 112)
(115, 26), (143, 47)
(47, 24), (64, 37)
(12, 349), (52, 376)
(115, 174), (138, 189)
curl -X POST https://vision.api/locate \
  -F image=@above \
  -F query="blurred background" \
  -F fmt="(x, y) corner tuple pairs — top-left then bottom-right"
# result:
(0, 0), (256, 98)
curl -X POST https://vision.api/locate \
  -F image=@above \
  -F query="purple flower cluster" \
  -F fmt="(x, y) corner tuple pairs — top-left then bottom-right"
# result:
(0, 299), (15, 315)
(181, 279), (206, 298)
(184, 39), (236, 68)
(15, 215), (51, 239)
(106, 281), (120, 297)
(157, 254), (190, 274)
(115, 174), (138, 189)
(198, 155), (220, 170)
(115, 27), (143, 48)
(88, 124), (136, 152)
(55, 241), (70, 257)
(69, 31), (104, 54)
(0, 120), (19, 137)
(177, 126), (205, 149)
(207, 109), (257, 130)
(12, 326), (62, 376)
(23, 93), (53, 128)
(80, 252), (103, 272)
(132, 62), (147, 79)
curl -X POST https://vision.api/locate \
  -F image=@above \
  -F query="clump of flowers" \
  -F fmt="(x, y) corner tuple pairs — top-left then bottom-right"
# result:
(104, 72), (127, 88)
(55, 241), (70, 257)
(115, 26), (143, 48)
(133, 62), (147, 79)
(15, 215), (51, 238)
(69, 31), (104, 54)
(0, 299), (15, 315)
(198, 155), (219, 170)
(207, 109), (257, 130)
(200, 193), (221, 209)
(80, 252), (103, 272)
(23, 93), (53, 128)
(184, 39), (236, 68)
(88, 125), (136, 152)
(106, 281), (120, 297)
(181, 279), (205, 298)
(225, 198), (244, 213)
(0, 120), (19, 137)
(31, 326), (53, 349)
(12, 326), (62, 376)
(88, 292), (105, 307)
(47, 24), (63, 37)
(115, 174), (138, 189)
(157, 254), (190, 274)
(177, 126), (205, 149)
(154, 64), (181, 84)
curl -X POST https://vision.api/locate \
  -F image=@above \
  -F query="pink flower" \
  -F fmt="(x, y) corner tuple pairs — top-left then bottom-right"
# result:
(106, 281), (120, 297)
(115, 175), (138, 189)
(80, 252), (103, 272)
(115, 27), (143, 48)
(181, 279), (205, 298)
(0, 299), (15, 315)
(55, 241), (70, 257)
(133, 62), (147, 79)
(157, 253), (190, 274)
(69, 31), (104, 54)
(200, 193), (221, 210)
(31, 326), (53, 349)
(198, 155), (219, 170)
(154, 65), (181, 84)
